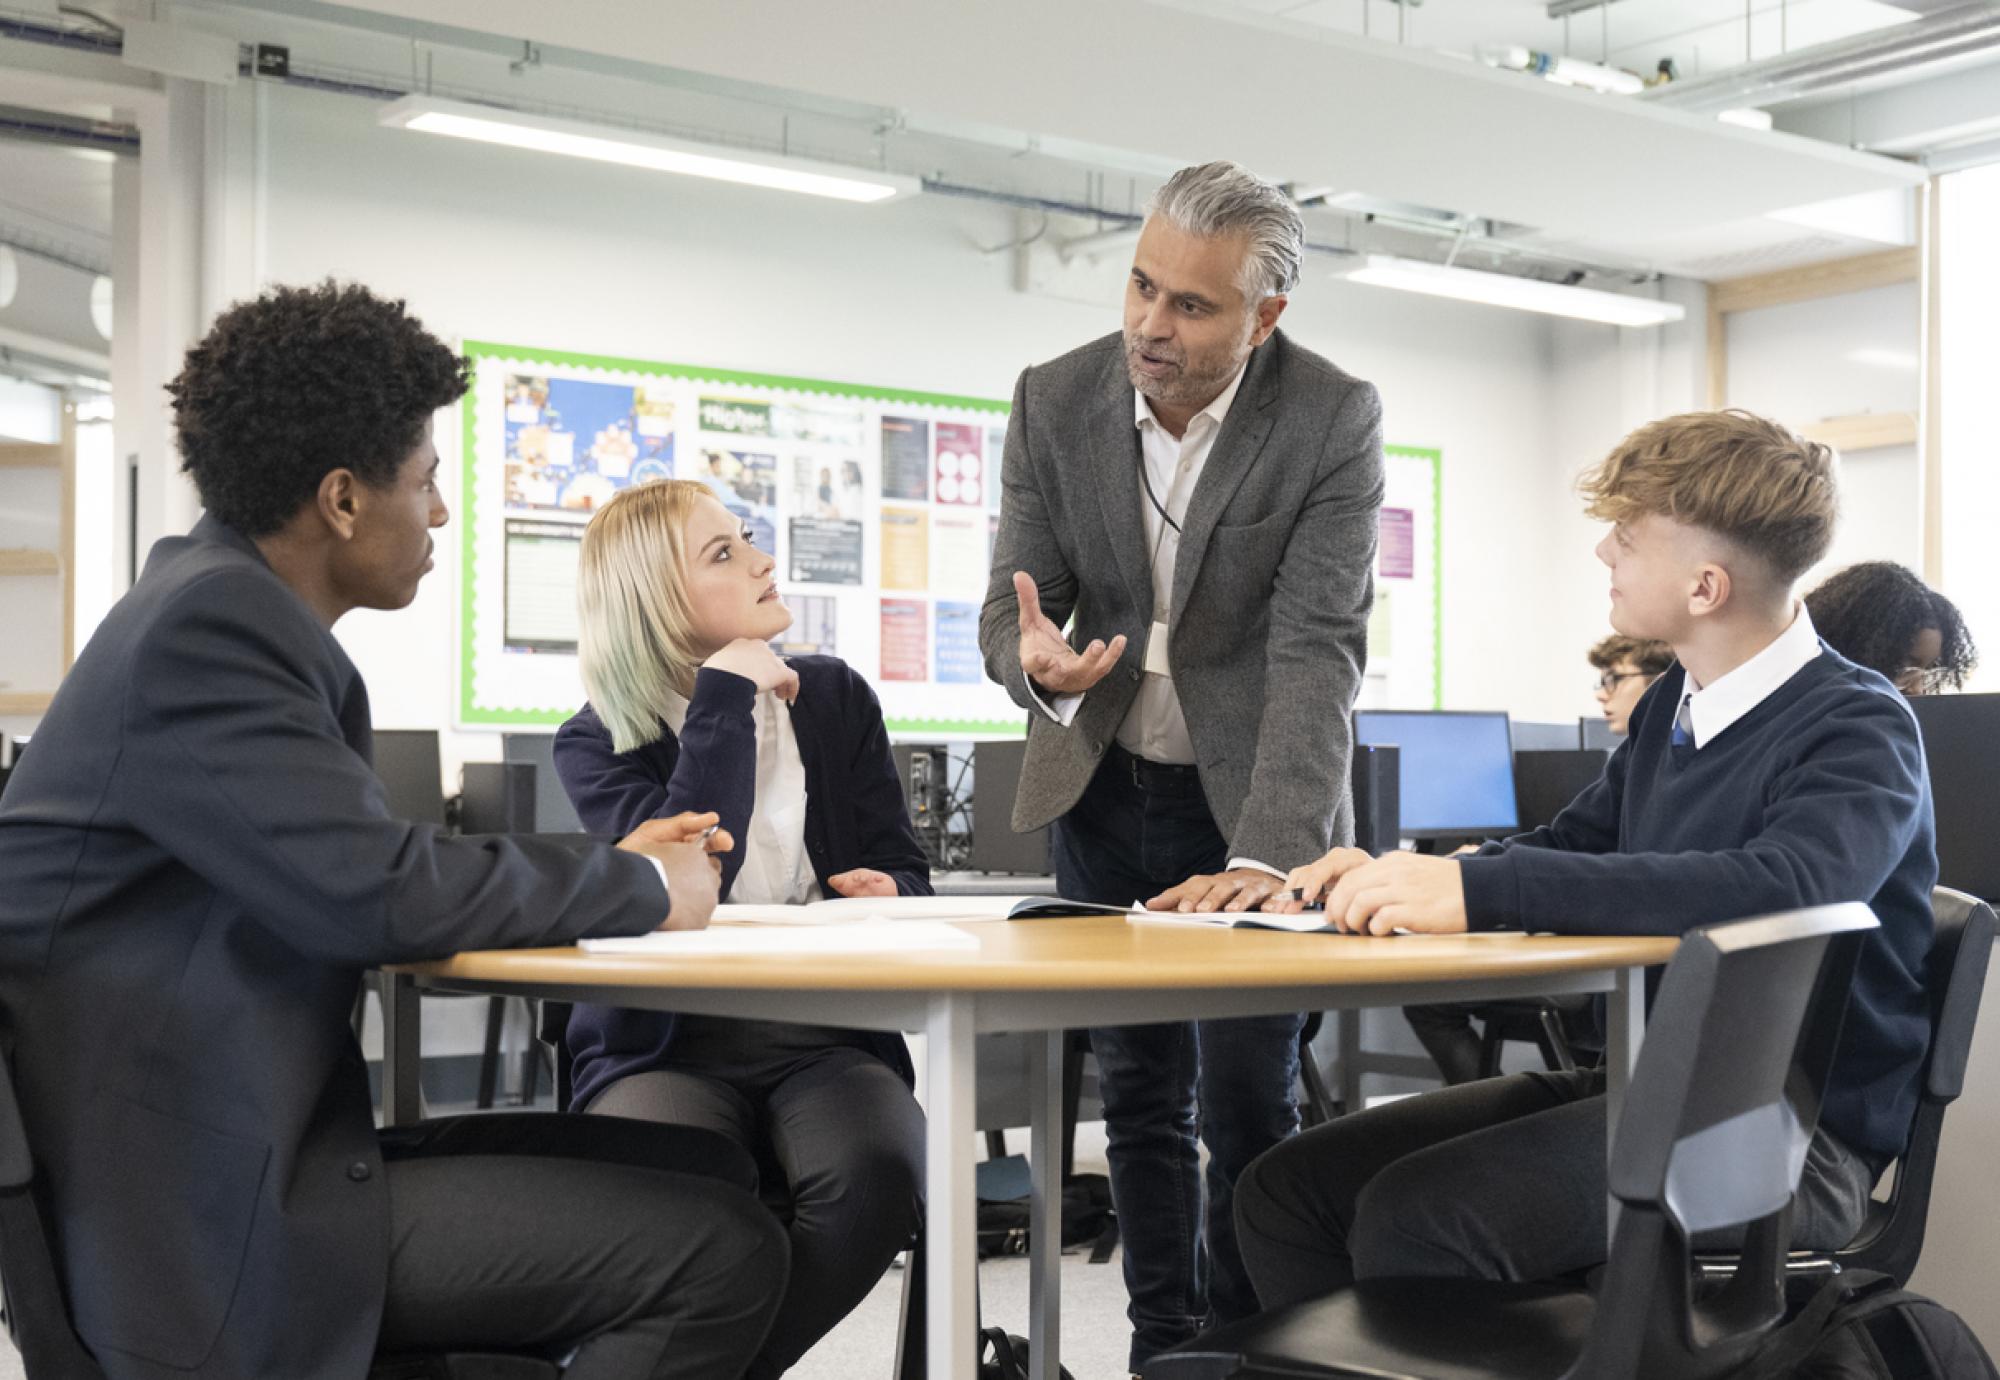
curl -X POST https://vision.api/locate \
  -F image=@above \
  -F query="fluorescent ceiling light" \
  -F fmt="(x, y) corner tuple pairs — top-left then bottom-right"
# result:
(1846, 347), (1919, 372)
(378, 95), (919, 204)
(1336, 255), (1686, 327)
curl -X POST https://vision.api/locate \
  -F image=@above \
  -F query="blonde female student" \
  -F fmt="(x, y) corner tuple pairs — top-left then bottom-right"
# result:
(554, 479), (928, 1379)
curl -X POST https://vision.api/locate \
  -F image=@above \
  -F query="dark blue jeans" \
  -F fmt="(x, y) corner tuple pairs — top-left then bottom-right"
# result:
(1051, 749), (1303, 1371)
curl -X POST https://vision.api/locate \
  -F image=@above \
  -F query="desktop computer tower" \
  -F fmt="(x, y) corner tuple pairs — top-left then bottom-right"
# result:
(459, 761), (540, 835)
(968, 739), (1051, 874)
(891, 743), (952, 864)
(502, 733), (587, 833)
(1350, 743), (1400, 854)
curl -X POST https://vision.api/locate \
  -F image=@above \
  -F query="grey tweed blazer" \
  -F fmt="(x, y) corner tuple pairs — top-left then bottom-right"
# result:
(978, 328), (1384, 869)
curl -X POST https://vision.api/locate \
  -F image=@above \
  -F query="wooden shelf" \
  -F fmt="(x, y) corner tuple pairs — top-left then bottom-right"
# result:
(0, 692), (54, 716)
(0, 444), (63, 469)
(1709, 247), (1919, 315)
(0, 549), (60, 576)
(1799, 412), (1918, 453)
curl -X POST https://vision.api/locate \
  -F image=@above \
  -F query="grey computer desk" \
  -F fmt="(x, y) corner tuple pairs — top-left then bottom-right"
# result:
(380, 918), (1674, 1380)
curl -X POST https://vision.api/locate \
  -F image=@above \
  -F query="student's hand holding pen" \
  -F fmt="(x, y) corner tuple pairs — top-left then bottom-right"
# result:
(618, 811), (737, 930)
(1275, 850), (1470, 936)
(1265, 848), (1373, 915)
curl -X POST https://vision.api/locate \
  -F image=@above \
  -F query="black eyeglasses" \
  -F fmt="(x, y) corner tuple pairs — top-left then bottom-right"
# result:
(1595, 670), (1649, 694)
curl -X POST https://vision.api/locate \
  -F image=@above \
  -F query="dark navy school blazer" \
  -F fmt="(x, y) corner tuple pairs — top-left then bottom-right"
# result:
(554, 656), (931, 1110)
(0, 516), (671, 1379)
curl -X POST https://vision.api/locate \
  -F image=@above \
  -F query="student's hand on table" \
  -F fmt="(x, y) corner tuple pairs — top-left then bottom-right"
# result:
(1146, 868), (1287, 914)
(1318, 852), (1469, 936)
(829, 868), (898, 899)
(704, 638), (801, 702)
(1266, 848), (1374, 914)
(1015, 571), (1125, 695)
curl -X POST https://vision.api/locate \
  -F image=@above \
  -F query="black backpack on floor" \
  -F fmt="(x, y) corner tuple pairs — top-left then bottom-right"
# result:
(1743, 1270), (1998, 1379)
(978, 1327), (1077, 1380)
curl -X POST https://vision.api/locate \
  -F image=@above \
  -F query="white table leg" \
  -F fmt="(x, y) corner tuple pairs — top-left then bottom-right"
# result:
(1604, 965), (1646, 1245)
(1029, 1029), (1064, 1380)
(926, 994), (978, 1380)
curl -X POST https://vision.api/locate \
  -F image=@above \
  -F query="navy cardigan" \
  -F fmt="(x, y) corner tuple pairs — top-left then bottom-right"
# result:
(554, 656), (931, 1111)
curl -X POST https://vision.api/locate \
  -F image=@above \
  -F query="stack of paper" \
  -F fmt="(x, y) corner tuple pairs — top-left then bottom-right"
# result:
(713, 896), (1125, 925)
(581, 921), (980, 955)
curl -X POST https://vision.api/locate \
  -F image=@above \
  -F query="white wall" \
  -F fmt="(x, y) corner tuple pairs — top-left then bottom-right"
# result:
(1727, 281), (1923, 585)
(240, 82), (1596, 780)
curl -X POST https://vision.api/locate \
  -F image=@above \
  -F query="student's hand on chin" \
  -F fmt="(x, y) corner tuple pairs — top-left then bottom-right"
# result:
(829, 868), (897, 899)
(1322, 853), (1468, 936)
(1145, 868), (1286, 914)
(704, 638), (801, 702)
(1266, 848), (1373, 913)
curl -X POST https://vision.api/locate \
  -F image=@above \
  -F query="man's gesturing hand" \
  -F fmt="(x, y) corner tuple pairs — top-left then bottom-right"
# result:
(1015, 570), (1126, 696)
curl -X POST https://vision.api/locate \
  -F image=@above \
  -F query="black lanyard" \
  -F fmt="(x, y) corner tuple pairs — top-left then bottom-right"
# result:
(1138, 453), (1183, 535)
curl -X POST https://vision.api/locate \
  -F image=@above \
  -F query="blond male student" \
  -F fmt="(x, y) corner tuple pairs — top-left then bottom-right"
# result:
(1226, 410), (1936, 1302)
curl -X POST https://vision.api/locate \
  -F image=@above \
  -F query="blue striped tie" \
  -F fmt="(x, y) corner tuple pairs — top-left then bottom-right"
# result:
(1671, 694), (1694, 748)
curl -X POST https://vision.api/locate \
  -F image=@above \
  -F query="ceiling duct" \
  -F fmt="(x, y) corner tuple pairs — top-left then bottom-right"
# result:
(1642, 3), (2000, 114)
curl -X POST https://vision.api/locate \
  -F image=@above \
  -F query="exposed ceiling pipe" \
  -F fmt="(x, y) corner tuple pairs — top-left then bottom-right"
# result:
(1642, 3), (2000, 113)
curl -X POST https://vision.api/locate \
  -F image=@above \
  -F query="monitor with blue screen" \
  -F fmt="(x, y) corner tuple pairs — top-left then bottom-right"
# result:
(1352, 710), (1520, 839)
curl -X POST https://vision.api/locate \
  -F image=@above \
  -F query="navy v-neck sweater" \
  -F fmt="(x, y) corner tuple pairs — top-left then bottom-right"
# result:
(553, 657), (932, 1113)
(1460, 650), (1936, 1164)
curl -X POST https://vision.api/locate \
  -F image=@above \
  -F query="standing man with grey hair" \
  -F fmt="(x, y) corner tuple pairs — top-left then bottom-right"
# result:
(979, 160), (1384, 1371)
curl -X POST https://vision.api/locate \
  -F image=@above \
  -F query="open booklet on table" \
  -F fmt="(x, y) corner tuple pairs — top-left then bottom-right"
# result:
(1125, 904), (1340, 933)
(709, 895), (1131, 925)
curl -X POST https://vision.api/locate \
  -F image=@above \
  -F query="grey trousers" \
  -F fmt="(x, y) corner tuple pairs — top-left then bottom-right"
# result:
(375, 1113), (788, 1380)
(1234, 1066), (1878, 1310)
(588, 1034), (926, 1380)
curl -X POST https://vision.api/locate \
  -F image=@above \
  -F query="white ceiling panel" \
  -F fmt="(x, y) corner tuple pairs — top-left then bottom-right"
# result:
(324, 0), (1925, 244)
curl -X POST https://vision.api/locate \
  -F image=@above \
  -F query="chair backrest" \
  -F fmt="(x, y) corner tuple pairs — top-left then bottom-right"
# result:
(1570, 902), (1879, 1380)
(0, 1048), (109, 1378)
(1919, 887), (1995, 1107)
(1834, 886), (1996, 1284)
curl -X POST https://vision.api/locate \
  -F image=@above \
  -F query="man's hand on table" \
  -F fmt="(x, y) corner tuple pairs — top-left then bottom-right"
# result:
(1272, 849), (1469, 935)
(1145, 867), (1287, 914)
(617, 811), (735, 930)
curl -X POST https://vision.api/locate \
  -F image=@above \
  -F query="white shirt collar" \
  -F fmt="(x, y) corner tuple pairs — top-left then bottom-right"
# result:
(1677, 603), (1823, 749)
(1133, 358), (1249, 437)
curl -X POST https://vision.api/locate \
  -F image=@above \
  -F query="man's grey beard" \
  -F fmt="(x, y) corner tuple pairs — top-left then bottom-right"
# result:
(1123, 331), (1248, 408)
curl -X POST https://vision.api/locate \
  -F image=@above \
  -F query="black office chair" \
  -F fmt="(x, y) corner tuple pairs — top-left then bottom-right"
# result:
(1472, 997), (1591, 1079)
(1145, 901), (1879, 1380)
(1697, 885), (1995, 1293)
(0, 1045), (105, 1378)
(1296, 1013), (1340, 1127)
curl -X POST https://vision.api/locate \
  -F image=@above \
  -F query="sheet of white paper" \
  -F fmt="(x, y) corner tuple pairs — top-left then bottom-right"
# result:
(580, 921), (979, 954)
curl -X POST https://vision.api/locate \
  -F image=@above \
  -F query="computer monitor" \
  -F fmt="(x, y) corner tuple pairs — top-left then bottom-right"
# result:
(372, 729), (447, 828)
(1352, 710), (1519, 840)
(1514, 749), (1609, 834)
(502, 733), (587, 833)
(968, 739), (1051, 874)
(1510, 720), (1580, 753)
(1910, 693), (2000, 902)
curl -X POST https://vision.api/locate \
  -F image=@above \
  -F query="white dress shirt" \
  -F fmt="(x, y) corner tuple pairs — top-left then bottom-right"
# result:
(662, 683), (820, 905)
(1673, 603), (1825, 750)
(1030, 362), (1249, 762)
(1029, 364), (1277, 875)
